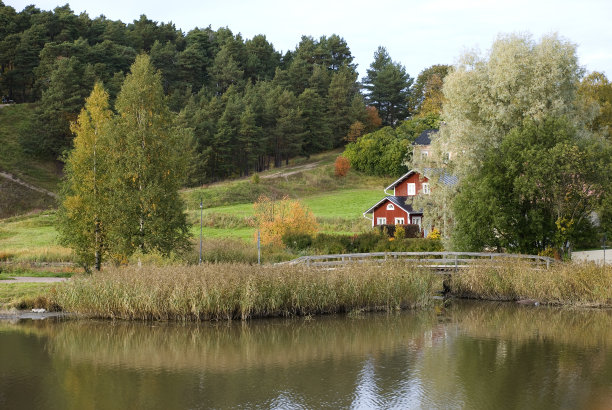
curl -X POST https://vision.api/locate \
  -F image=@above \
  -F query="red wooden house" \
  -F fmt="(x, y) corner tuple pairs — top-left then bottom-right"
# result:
(363, 129), (457, 236)
(363, 170), (429, 233)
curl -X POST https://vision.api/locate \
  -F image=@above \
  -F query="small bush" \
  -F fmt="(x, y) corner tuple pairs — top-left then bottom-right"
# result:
(395, 225), (406, 240)
(309, 232), (442, 254)
(427, 228), (441, 240)
(254, 195), (319, 247)
(282, 232), (313, 251)
(378, 224), (421, 238)
(334, 155), (351, 177)
(311, 233), (348, 254)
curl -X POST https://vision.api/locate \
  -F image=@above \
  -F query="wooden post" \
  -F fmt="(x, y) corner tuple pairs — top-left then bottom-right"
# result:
(443, 274), (452, 295)
(257, 230), (261, 265)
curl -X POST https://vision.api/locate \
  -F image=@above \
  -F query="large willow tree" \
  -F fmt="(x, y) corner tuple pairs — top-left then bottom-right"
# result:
(414, 33), (610, 252)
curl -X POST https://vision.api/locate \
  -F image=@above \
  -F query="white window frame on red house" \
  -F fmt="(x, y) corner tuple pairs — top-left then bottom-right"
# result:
(407, 183), (416, 195)
(386, 203), (395, 210)
(377, 217), (387, 225)
(394, 217), (404, 225)
(412, 216), (422, 230)
(422, 183), (430, 194)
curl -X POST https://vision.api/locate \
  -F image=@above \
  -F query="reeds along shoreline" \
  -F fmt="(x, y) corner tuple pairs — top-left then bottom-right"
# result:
(51, 262), (436, 321)
(451, 260), (612, 307)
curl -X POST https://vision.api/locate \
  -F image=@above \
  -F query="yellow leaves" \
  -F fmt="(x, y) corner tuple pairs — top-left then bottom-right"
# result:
(253, 195), (319, 247)
(427, 228), (441, 240)
(555, 217), (574, 234)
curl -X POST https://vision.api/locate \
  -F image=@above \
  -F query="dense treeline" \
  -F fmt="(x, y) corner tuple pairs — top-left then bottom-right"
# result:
(0, 2), (439, 184)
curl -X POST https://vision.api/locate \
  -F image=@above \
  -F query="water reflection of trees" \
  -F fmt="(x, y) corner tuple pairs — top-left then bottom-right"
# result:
(1, 302), (611, 409)
(421, 301), (612, 409)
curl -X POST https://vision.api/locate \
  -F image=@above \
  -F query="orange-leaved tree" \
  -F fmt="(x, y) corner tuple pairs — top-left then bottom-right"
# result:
(253, 195), (319, 247)
(334, 155), (351, 177)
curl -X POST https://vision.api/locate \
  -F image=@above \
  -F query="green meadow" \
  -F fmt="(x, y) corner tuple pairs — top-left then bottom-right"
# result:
(1, 156), (389, 263)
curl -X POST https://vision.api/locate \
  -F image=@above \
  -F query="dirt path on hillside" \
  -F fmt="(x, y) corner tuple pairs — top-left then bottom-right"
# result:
(0, 171), (58, 199)
(261, 161), (322, 179)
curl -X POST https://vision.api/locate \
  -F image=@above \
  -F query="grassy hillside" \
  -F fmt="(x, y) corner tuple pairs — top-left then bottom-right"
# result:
(0, 151), (390, 263)
(0, 104), (62, 218)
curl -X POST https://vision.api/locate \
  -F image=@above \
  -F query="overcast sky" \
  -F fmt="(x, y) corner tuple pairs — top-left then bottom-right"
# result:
(7, 0), (612, 79)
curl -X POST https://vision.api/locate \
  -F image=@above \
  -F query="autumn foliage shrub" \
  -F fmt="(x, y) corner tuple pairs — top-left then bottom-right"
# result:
(253, 195), (319, 247)
(334, 155), (351, 177)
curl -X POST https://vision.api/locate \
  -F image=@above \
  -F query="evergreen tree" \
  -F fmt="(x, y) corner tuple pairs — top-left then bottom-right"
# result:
(274, 90), (303, 167)
(209, 43), (244, 95)
(362, 46), (413, 126)
(298, 88), (331, 156)
(26, 56), (95, 157)
(238, 106), (261, 175)
(328, 65), (359, 146)
(245, 34), (280, 81)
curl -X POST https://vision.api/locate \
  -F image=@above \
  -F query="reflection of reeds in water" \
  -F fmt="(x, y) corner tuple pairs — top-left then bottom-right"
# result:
(2, 301), (609, 375)
(51, 262), (436, 320)
(449, 300), (612, 347)
(3, 312), (437, 372)
(452, 261), (612, 306)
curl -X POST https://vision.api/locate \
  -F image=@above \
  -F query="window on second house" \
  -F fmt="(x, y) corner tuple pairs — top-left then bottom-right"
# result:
(394, 217), (404, 225)
(407, 183), (416, 195)
(386, 203), (395, 210)
(377, 217), (386, 225)
(422, 183), (430, 194)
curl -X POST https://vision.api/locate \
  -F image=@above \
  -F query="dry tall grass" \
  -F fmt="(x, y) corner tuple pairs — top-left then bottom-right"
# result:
(451, 260), (612, 307)
(52, 262), (436, 320)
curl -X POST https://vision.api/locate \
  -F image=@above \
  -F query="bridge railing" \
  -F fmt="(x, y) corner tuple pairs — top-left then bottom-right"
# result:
(282, 252), (554, 270)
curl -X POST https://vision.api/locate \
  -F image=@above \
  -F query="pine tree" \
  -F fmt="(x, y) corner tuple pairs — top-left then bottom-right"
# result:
(328, 66), (359, 146)
(362, 46), (413, 126)
(57, 82), (113, 270)
(298, 88), (331, 156)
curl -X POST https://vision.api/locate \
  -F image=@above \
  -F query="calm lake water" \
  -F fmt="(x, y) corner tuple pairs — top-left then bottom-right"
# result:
(1, 301), (611, 409)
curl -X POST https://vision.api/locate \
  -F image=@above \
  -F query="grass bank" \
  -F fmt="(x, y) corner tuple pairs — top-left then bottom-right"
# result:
(0, 104), (62, 218)
(0, 211), (73, 262)
(51, 262), (437, 321)
(451, 260), (612, 307)
(0, 282), (57, 310)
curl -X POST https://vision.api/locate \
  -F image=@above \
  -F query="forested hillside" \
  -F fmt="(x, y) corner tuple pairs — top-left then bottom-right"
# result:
(0, 1), (431, 185)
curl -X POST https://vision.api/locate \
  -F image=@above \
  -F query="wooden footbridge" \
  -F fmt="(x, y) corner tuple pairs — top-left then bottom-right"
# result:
(282, 251), (554, 272)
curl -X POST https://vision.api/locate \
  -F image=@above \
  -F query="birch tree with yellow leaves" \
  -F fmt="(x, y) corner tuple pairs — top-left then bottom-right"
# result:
(57, 82), (113, 271)
(58, 55), (193, 269)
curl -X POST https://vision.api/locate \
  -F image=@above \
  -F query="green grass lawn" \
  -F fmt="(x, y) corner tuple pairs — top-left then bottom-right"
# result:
(0, 212), (73, 262)
(192, 189), (384, 219)
(188, 188), (384, 239)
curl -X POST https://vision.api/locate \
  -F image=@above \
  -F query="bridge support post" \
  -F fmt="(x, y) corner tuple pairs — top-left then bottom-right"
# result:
(443, 274), (452, 295)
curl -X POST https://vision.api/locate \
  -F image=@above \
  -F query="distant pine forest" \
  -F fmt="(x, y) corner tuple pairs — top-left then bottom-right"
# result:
(0, 2), (442, 184)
